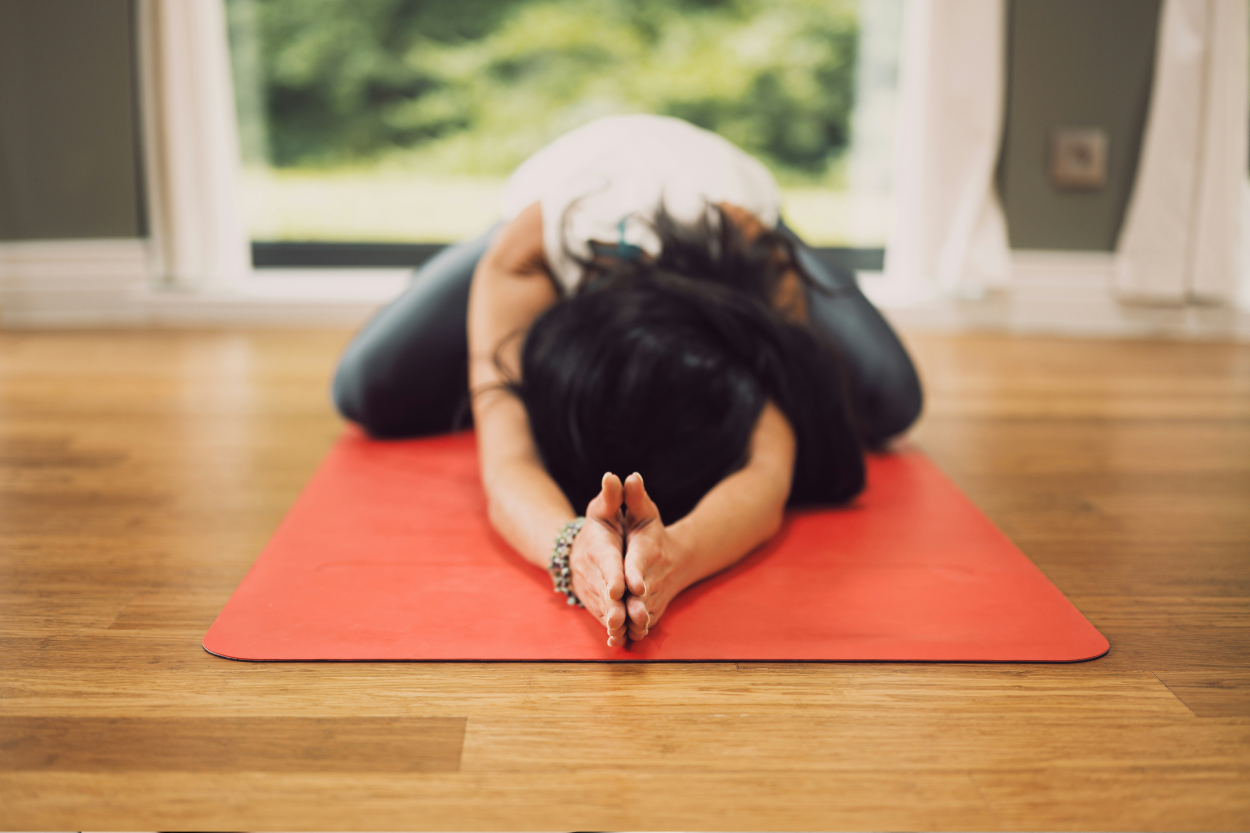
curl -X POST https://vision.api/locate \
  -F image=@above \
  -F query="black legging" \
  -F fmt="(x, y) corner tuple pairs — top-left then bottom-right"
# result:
(332, 224), (922, 447)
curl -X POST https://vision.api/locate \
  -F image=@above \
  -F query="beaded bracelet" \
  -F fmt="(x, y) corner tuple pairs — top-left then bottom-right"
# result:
(549, 516), (586, 607)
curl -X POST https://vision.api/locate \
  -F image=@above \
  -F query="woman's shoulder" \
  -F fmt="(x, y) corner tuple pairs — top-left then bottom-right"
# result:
(501, 115), (782, 294)
(501, 115), (775, 218)
(541, 114), (761, 166)
(539, 113), (721, 146)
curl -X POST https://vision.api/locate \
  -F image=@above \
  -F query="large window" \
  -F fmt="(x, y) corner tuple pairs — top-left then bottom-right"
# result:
(226, 0), (901, 264)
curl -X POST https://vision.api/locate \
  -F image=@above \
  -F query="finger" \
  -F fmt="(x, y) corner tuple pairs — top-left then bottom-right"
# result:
(623, 472), (660, 526)
(604, 596), (627, 632)
(624, 548), (648, 599)
(626, 594), (651, 630)
(590, 472), (624, 521)
(607, 607), (628, 647)
(576, 547), (617, 622)
(627, 622), (649, 642)
(587, 544), (626, 605)
(603, 554), (626, 602)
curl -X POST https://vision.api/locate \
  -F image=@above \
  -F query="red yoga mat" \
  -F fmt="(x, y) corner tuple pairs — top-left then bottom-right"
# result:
(203, 430), (1108, 662)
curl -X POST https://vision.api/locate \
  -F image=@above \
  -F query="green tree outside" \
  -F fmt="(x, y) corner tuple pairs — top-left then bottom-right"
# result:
(230, 0), (857, 182)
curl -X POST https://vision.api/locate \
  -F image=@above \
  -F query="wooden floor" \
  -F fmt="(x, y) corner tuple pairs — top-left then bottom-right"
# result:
(1, 329), (1247, 831)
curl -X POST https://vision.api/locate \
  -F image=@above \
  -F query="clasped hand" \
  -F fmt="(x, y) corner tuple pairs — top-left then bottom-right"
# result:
(568, 472), (685, 648)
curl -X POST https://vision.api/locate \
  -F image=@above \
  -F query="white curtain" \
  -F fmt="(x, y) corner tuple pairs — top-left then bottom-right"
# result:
(883, 0), (1011, 301)
(1115, 0), (1249, 305)
(138, 0), (249, 291)
(1240, 177), (1250, 310)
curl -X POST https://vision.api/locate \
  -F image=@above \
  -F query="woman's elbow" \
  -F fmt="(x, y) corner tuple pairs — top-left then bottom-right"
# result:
(763, 500), (787, 541)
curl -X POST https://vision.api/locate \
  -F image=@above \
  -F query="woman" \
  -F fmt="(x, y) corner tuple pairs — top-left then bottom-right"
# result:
(333, 115), (922, 648)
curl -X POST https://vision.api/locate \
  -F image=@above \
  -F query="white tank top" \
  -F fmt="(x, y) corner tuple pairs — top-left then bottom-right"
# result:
(500, 115), (782, 294)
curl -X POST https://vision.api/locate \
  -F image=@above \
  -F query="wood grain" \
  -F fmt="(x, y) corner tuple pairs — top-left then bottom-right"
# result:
(0, 717), (466, 773)
(1, 329), (1247, 831)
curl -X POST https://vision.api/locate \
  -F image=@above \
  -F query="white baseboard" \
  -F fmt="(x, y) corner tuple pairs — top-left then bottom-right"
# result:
(0, 240), (406, 328)
(0, 239), (152, 326)
(140, 271), (407, 327)
(3, 242), (1248, 339)
(864, 251), (1250, 340)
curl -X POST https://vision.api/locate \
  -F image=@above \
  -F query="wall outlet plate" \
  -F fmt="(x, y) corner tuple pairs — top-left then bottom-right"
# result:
(1049, 127), (1108, 190)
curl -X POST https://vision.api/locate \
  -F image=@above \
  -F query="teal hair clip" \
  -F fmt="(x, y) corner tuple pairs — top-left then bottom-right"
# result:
(616, 218), (645, 262)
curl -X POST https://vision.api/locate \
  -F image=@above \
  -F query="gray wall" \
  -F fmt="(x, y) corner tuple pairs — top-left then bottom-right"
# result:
(999, 0), (1162, 251)
(0, 0), (145, 241)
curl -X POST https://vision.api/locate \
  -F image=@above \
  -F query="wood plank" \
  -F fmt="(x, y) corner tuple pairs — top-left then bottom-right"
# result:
(0, 634), (1195, 723)
(0, 716), (466, 773)
(106, 590), (235, 632)
(1155, 670), (1250, 718)
(1068, 596), (1250, 670)
(1006, 539), (1250, 598)
(971, 766), (1250, 832)
(0, 770), (998, 832)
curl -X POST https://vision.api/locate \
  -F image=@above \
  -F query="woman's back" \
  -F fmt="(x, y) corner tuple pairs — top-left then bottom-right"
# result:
(500, 114), (781, 293)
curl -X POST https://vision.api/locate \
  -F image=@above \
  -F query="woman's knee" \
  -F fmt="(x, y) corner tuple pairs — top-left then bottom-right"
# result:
(885, 361), (924, 435)
(331, 330), (472, 438)
(859, 356), (923, 446)
(329, 230), (492, 436)
(330, 348), (379, 428)
(329, 332), (411, 434)
(331, 364), (417, 437)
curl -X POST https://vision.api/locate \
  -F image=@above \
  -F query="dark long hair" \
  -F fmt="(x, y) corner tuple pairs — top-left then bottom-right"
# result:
(509, 204), (865, 522)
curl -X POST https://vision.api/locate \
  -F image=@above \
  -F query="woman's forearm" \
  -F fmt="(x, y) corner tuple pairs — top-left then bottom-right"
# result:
(664, 463), (788, 588)
(465, 205), (573, 570)
(483, 452), (578, 570)
(473, 382), (579, 570)
(663, 401), (795, 588)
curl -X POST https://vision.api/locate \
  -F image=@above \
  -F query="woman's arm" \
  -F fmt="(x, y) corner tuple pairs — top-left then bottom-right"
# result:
(620, 400), (797, 640)
(467, 203), (567, 566)
(467, 202), (630, 646)
(718, 201), (808, 323)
